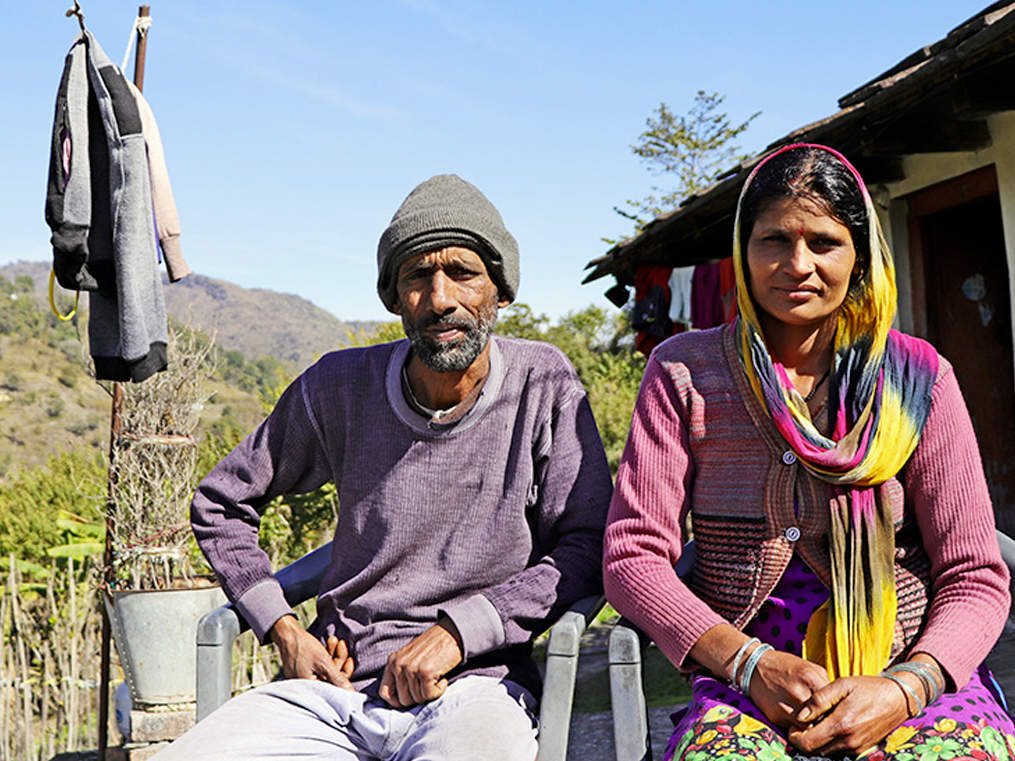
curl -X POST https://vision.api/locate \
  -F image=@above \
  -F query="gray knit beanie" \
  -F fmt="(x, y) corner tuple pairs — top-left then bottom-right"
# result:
(376, 174), (519, 313)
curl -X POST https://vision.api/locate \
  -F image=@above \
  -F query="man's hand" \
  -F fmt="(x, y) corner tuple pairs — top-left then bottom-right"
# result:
(326, 635), (356, 680)
(748, 650), (831, 729)
(788, 676), (910, 756)
(378, 617), (464, 708)
(269, 615), (355, 689)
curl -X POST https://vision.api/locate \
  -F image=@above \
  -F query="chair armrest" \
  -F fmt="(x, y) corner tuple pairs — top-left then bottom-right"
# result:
(195, 541), (334, 722)
(536, 594), (605, 761)
(998, 529), (1015, 576)
(608, 541), (693, 761)
(196, 606), (241, 721)
(609, 620), (651, 761)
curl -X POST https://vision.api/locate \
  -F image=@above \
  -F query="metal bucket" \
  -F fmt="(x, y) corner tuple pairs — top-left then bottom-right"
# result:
(106, 586), (226, 706)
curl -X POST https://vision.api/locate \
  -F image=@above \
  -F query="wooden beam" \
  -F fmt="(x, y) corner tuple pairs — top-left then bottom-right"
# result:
(951, 70), (1015, 119)
(853, 156), (906, 184)
(861, 117), (991, 154)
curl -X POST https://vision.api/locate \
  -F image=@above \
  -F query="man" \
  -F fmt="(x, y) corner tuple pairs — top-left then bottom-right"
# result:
(157, 174), (612, 760)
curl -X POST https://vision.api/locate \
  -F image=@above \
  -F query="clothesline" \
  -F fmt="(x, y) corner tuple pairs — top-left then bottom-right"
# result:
(121, 13), (152, 73)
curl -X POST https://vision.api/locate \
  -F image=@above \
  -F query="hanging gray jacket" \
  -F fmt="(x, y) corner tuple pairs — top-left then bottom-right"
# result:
(45, 30), (168, 382)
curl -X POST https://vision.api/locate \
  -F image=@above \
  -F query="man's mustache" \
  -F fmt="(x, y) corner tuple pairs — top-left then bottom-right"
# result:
(414, 312), (478, 332)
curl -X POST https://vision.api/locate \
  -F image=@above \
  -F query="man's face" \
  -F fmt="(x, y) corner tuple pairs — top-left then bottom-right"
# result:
(394, 246), (506, 372)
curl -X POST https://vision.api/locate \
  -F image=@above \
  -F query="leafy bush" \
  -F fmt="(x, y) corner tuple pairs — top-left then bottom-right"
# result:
(497, 303), (644, 471)
(0, 449), (107, 564)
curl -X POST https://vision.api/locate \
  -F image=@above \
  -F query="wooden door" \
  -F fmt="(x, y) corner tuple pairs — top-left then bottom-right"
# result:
(907, 166), (1015, 535)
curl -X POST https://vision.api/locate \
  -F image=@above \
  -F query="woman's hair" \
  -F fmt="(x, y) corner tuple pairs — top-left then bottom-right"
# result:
(737, 146), (870, 287)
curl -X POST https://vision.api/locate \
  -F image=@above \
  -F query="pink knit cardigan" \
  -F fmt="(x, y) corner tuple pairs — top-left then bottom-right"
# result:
(603, 325), (1010, 689)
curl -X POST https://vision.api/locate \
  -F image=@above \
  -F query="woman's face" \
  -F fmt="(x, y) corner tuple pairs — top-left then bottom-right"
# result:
(746, 195), (857, 331)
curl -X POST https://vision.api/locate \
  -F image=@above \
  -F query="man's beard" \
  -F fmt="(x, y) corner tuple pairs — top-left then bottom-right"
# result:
(401, 301), (499, 372)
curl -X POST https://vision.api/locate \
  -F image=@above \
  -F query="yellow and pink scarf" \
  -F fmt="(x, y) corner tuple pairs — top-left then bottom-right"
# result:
(732, 144), (939, 679)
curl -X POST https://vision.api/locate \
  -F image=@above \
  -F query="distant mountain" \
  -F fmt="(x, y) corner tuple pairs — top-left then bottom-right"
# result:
(0, 261), (384, 370)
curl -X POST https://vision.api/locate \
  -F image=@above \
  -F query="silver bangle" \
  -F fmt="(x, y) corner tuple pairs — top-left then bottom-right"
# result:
(739, 643), (772, 693)
(882, 673), (925, 717)
(730, 637), (759, 685)
(887, 662), (943, 705)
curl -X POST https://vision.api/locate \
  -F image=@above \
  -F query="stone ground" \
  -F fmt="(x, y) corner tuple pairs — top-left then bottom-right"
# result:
(564, 649), (682, 761)
(53, 618), (1015, 761)
(563, 622), (685, 761)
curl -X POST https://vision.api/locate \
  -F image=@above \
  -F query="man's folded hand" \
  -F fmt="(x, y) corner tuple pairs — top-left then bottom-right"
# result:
(269, 615), (356, 689)
(378, 617), (464, 707)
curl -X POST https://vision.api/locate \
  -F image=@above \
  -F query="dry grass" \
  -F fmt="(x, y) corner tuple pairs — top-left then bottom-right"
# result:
(1, 556), (110, 761)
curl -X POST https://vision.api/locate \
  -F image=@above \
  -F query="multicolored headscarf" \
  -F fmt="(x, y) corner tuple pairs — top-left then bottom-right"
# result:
(732, 143), (939, 679)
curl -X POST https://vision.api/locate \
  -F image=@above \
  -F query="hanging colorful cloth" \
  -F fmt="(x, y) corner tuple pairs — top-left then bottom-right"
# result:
(690, 261), (725, 329)
(632, 264), (679, 356)
(731, 143), (939, 679)
(718, 257), (737, 323)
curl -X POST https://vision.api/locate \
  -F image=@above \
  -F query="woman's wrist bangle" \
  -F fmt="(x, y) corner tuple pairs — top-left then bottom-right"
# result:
(730, 637), (760, 685)
(882, 673), (925, 717)
(886, 662), (944, 705)
(739, 643), (773, 693)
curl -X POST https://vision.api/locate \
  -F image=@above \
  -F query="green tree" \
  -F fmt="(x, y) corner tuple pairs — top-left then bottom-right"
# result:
(497, 304), (644, 471)
(610, 90), (760, 240)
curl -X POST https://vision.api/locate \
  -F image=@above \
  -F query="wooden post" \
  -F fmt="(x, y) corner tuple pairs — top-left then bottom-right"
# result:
(133, 5), (151, 92)
(97, 383), (122, 761)
(98, 9), (151, 759)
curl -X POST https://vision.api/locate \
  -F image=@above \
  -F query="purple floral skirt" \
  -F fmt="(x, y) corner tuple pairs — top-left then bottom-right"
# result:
(663, 557), (1015, 761)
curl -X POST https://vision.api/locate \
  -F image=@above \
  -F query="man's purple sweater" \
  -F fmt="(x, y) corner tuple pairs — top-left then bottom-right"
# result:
(191, 336), (612, 694)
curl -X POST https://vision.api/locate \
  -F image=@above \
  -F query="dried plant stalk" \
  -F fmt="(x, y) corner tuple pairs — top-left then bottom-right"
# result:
(108, 325), (216, 590)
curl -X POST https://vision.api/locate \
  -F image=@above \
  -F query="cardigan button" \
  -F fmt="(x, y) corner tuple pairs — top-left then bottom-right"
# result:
(781, 450), (797, 465)
(785, 526), (801, 542)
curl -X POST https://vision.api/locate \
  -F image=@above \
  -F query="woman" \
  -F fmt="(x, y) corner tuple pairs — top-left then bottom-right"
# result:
(603, 143), (1014, 760)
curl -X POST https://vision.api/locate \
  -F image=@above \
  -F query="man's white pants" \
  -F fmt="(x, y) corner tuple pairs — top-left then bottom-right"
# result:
(153, 676), (538, 760)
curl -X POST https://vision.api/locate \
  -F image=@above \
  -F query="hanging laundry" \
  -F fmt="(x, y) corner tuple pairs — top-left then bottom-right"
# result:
(668, 266), (694, 326)
(127, 80), (189, 282)
(719, 256), (737, 323)
(691, 261), (725, 329)
(46, 30), (183, 382)
(631, 264), (679, 356)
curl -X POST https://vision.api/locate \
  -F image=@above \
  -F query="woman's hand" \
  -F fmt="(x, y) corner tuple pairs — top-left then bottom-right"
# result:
(748, 649), (831, 729)
(689, 625), (830, 729)
(788, 675), (910, 755)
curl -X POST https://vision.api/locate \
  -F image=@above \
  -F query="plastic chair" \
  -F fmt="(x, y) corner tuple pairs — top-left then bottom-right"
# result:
(195, 541), (603, 761)
(608, 529), (1015, 761)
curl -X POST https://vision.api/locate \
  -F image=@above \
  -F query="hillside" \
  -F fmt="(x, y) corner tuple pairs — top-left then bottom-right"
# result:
(0, 261), (382, 369)
(0, 262), (390, 480)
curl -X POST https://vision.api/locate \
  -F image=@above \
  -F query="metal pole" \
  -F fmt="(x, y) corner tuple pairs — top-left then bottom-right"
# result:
(98, 9), (151, 758)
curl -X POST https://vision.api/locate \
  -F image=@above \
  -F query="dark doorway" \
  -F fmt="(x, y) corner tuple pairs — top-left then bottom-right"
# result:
(907, 165), (1015, 535)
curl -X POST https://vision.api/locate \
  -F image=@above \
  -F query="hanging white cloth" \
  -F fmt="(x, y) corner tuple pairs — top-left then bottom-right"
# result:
(668, 266), (694, 325)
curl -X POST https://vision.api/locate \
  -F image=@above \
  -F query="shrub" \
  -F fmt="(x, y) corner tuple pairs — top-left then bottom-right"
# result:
(45, 395), (65, 418)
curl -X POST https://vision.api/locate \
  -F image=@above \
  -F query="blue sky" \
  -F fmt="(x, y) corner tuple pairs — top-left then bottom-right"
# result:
(0, 1), (991, 322)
